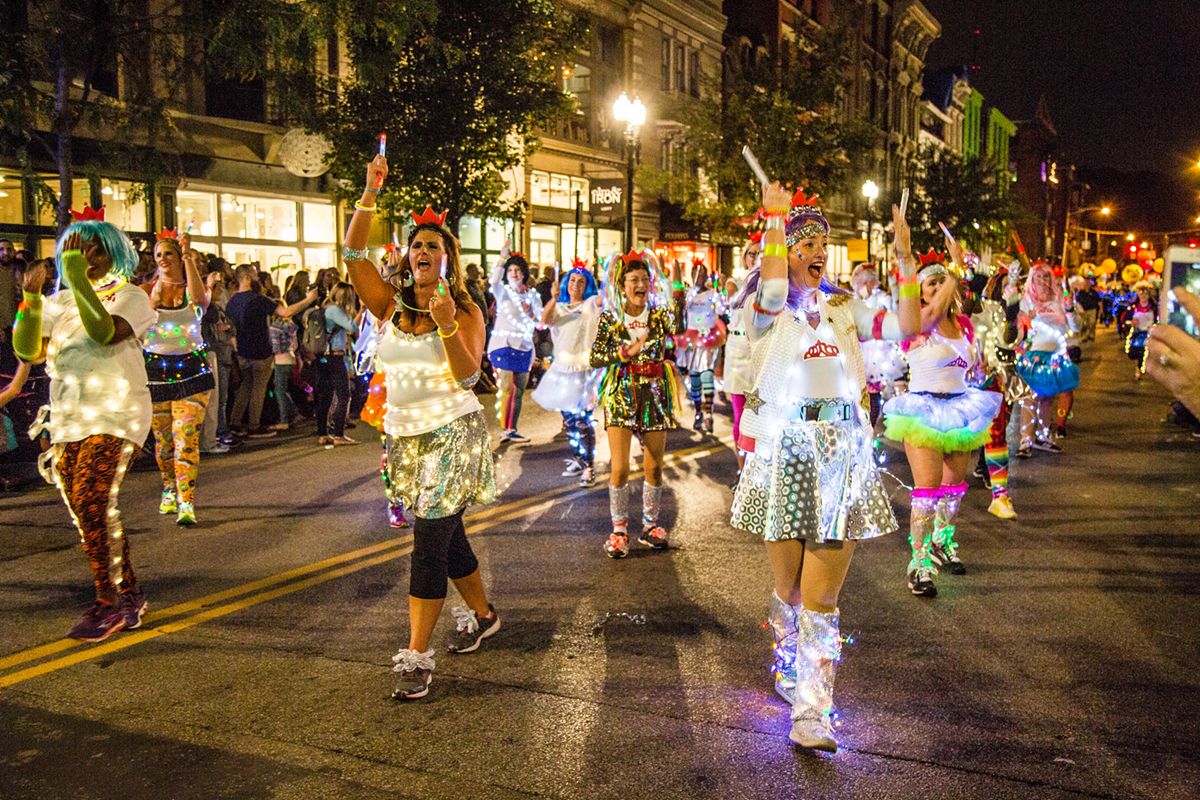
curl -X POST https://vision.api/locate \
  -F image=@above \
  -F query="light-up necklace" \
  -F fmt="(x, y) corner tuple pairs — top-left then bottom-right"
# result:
(91, 273), (127, 297)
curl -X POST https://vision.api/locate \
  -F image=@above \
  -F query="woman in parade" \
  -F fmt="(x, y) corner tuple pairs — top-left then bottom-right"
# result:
(13, 207), (158, 641)
(1124, 282), (1157, 381)
(850, 263), (905, 424)
(488, 248), (543, 443)
(723, 233), (761, 481)
(589, 248), (684, 559)
(1015, 259), (1080, 456)
(882, 236), (1001, 597)
(532, 259), (602, 486)
(143, 230), (215, 526)
(730, 184), (920, 752)
(342, 155), (500, 701)
(675, 258), (726, 433)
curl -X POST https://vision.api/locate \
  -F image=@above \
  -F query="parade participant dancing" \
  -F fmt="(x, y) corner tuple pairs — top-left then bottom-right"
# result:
(1124, 282), (1156, 380)
(144, 230), (213, 526)
(675, 258), (726, 433)
(532, 259), (602, 486)
(488, 247), (542, 443)
(1015, 260), (1079, 456)
(969, 263), (1022, 520)
(850, 263), (905, 424)
(724, 233), (761, 480)
(342, 156), (499, 701)
(590, 248), (684, 559)
(731, 184), (920, 752)
(883, 237), (1001, 596)
(13, 207), (157, 641)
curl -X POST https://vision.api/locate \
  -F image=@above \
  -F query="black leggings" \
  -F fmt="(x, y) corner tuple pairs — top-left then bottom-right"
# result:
(409, 510), (479, 600)
(313, 355), (349, 437)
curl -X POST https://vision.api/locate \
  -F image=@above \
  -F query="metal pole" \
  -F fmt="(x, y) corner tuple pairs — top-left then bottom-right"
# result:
(574, 189), (581, 259)
(865, 198), (872, 263)
(624, 129), (634, 251)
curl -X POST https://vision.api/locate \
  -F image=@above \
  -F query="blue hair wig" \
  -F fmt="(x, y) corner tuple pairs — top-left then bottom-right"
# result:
(55, 220), (138, 285)
(557, 267), (598, 303)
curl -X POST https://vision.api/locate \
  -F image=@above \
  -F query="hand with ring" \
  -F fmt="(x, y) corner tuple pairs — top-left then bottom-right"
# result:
(1146, 287), (1200, 418)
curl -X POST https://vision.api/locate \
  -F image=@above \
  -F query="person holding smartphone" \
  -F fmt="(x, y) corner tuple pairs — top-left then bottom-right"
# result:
(1147, 287), (1200, 417)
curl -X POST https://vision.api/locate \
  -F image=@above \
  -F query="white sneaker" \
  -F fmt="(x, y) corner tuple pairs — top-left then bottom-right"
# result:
(561, 459), (583, 476)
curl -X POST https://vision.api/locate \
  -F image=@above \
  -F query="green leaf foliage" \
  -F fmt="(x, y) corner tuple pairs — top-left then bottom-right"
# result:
(906, 146), (1024, 254)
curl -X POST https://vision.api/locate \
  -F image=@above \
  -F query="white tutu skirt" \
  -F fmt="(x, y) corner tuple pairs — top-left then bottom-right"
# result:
(531, 365), (597, 413)
(677, 344), (720, 373)
(882, 388), (1001, 452)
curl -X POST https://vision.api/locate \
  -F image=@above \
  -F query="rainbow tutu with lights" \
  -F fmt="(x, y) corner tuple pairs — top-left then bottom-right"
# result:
(882, 388), (1001, 452)
(1016, 350), (1080, 397)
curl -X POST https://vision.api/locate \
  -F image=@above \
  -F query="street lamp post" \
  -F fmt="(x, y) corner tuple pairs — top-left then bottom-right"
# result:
(1062, 204), (1110, 269)
(612, 92), (646, 252)
(862, 180), (879, 263)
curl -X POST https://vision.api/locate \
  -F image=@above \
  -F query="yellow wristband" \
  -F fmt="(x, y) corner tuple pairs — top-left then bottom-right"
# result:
(436, 321), (459, 338)
(899, 282), (920, 299)
(763, 243), (788, 258)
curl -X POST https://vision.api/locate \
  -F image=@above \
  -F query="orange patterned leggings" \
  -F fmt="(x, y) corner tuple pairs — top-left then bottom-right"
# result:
(55, 435), (137, 596)
(151, 391), (210, 505)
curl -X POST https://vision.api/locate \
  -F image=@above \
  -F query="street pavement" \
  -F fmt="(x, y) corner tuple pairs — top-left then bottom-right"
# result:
(0, 324), (1197, 800)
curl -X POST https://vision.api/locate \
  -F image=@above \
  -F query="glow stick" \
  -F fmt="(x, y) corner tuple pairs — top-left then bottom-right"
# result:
(376, 133), (387, 189)
(741, 146), (769, 186)
(899, 188), (909, 219)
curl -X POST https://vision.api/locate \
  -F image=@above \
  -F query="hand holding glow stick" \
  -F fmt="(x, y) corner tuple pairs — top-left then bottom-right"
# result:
(741, 146), (770, 187)
(376, 133), (387, 189)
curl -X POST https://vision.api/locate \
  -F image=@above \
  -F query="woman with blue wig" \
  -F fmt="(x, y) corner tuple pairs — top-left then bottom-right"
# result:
(730, 184), (921, 753)
(531, 259), (602, 485)
(12, 206), (157, 642)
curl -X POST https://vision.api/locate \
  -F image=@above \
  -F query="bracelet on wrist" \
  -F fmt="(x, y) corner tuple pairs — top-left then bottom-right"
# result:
(342, 245), (369, 262)
(764, 206), (789, 216)
(619, 344), (629, 362)
(436, 321), (459, 339)
(354, 201), (378, 213)
(764, 216), (784, 231)
(899, 282), (921, 299)
(762, 243), (788, 258)
(752, 300), (783, 317)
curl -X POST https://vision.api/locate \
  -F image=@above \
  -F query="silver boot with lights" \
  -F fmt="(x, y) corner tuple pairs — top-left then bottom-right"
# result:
(789, 607), (841, 753)
(767, 590), (798, 703)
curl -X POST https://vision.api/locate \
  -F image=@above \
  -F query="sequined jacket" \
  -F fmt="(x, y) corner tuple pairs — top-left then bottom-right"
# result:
(589, 303), (683, 370)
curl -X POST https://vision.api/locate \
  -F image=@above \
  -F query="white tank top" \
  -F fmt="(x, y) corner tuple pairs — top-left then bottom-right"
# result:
(144, 303), (205, 355)
(376, 325), (483, 437)
(906, 330), (972, 393)
(782, 320), (855, 402)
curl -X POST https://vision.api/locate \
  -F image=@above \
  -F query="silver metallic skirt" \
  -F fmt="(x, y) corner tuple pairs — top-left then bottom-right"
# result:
(731, 417), (897, 543)
(384, 410), (497, 519)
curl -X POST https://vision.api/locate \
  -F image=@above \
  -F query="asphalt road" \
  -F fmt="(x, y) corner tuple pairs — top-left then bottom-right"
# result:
(0, 324), (1197, 800)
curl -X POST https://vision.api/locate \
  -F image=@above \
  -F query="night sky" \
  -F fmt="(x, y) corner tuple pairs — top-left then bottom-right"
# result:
(921, 0), (1200, 231)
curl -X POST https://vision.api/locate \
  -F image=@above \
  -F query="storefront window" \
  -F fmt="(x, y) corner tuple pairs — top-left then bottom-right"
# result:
(221, 193), (297, 241)
(176, 190), (218, 237)
(530, 224), (558, 269)
(302, 203), (336, 243)
(100, 180), (148, 232)
(597, 229), (622, 258)
(549, 175), (571, 209)
(37, 178), (92, 227)
(0, 174), (25, 228)
(221, 244), (301, 275)
(304, 247), (336, 274)
(458, 216), (482, 250)
(530, 171), (550, 207)
(570, 178), (589, 210)
(486, 217), (511, 251)
(561, 226), (594, 262)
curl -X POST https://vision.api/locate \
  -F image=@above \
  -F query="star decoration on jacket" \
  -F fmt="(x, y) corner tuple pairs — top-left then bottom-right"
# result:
(744, 388), (766, 414)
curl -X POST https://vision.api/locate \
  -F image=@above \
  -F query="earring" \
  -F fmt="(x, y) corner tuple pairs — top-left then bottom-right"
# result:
(401, 272), (414, 287)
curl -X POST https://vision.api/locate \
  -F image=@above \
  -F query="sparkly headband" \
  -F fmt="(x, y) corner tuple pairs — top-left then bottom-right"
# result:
(918, 263), (948, 282)
(786, 222), (829, 246)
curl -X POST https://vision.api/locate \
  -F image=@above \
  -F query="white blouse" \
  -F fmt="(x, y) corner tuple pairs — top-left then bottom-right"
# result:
(376, 325), (483, 437)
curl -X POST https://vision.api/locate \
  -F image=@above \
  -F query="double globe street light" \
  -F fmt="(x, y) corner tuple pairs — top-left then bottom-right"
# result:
(612, 92), (646, 252)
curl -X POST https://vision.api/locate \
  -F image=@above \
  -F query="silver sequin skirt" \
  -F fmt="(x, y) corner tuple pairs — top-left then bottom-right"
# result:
(731, 418), (897, 543)
(384, 410), (498, 519)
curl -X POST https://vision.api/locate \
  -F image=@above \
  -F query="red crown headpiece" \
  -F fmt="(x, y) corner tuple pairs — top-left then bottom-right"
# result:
(506, 251), (526, 262)
(383, 243), (397, 253)
(918, 249), (944, 267)
(410, 206), (448, 227)
(748, 231), (764, 244)
(692, 257), (706, 267)
(70, 204), (105, 222)
(790, 189), (821, 208)
(570, 257), (588, 270)
(157, 227), (179, 241)
(622, 247), (644, 264)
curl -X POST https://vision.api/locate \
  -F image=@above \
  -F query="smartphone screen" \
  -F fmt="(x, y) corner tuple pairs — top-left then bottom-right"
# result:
(1166, 258), (1200, 337)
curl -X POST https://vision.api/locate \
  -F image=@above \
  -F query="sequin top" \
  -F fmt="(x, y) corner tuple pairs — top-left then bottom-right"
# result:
(590, 304), (681, 370)
(145, 303), (205, 356)
(376, 325), (483, 437)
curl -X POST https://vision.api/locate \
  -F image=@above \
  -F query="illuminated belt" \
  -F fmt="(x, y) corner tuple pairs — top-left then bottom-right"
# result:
(782, 399), (855, 422)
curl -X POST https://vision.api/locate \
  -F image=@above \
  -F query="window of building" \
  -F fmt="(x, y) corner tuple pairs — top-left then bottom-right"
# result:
(530, 224), (559, 269)
(38, 178), (93, 227)
(561, 226), (595, 262)
(598, 228), (622, 257)
(570, 178), (589, 210)
(688, 51), (701, 98)
(175, 190), (219, 237)
(675, 45), (686, 93)
(661, 38), (672, 92)
(458, 216), (482, 250)
(600, 26), (622, 64)
(549, 174), (571, 209)
(530, 171), (550, 206)
(206, 78), (266, 123)
(98, 180), (148, 232)
(303, 203), (336, 243)
(0, 173), (24, 229)
(220, 194), (297, 241)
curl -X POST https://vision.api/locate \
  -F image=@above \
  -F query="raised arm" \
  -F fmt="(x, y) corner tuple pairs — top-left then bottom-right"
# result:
(891, 203), (921, 338)
(180, 234), (210, 312)
(342, 156), (397, 320)
(750, 182), (792, 329)
(490, 240), (511, 295)
(12, 262), (47, 362)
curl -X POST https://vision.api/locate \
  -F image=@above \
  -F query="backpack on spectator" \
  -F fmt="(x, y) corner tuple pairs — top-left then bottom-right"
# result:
(300, 305), (329, 356)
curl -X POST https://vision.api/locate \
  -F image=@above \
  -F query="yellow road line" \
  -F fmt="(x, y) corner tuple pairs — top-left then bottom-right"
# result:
(0, 441), (725, 686)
